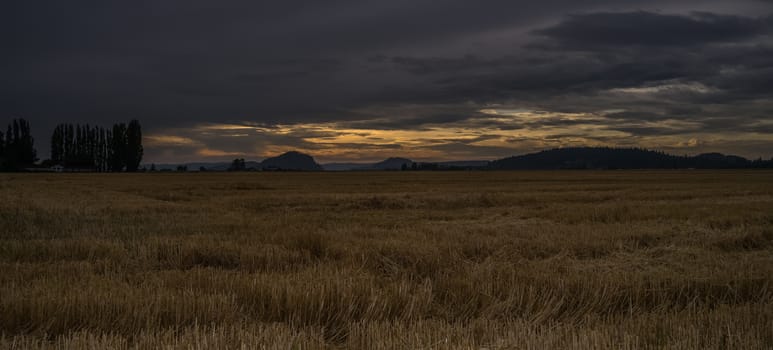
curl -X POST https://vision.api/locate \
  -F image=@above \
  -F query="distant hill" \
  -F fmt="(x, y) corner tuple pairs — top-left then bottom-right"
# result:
(489, 147), (768, 170)
(369, 157), (414, 170)
(691, 153), (750, 168)
(260, 151), (322, 171)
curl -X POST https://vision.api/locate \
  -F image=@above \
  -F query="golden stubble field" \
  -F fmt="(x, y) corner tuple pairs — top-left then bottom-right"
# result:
(1, 171), (772, 349)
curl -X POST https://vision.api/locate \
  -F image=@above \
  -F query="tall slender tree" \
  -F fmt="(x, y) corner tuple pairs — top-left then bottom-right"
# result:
(5, 125), (11, 150)
(51, 125), (64, 163)
(17, 119), (35, 165)
(65, 124), (74, 163)
(0, 119), (37, 170)
(12, 120), (20, 148)
(105, 128), (113, 171)
(4, 125), (13, 170)
(97, 127), (107, 172)
(0, 129), (5, 169)
(126, 120), (143, 172)
(109, 123), (127, 172)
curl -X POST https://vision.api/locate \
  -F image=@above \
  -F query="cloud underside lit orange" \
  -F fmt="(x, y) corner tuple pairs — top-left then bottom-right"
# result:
(143, 109), (773, 163)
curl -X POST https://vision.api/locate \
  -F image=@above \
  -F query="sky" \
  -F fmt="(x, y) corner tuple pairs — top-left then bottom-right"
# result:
(3, 0), (773, 163)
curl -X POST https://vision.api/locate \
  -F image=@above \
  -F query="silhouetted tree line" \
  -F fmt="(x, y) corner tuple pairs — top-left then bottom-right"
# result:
(400, 162), (486, 171)
(228, 158), (247, 171)
(0, 119), (37, 171)
(1, 118), (143, 172)
(50, 120), (143, 172)
(401, 162), (439, 171)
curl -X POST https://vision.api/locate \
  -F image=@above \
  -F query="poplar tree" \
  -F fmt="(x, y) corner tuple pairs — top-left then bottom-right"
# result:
(51, 125), (64, 163)
(17, 119), (36, 165)
(109, 123), (127, 172)
(0, 129), (5, 170)
(0, 119), (37, 170)
(126, 120), (143, 172)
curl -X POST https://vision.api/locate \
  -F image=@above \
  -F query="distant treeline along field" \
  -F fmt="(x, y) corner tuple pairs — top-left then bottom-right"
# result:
(1, 118), (772, 172)
(0, 118), (143, 172)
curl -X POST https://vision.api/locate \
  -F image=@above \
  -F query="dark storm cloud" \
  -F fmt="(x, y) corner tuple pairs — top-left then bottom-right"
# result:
(2, 1), (773, 161)
(534, 12), (772, 47)
(0, 1), (683, 125)
(383, 11), (773, 137)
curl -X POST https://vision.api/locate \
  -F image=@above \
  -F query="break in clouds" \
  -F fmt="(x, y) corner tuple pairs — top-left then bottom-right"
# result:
(3, 0), (773, 162)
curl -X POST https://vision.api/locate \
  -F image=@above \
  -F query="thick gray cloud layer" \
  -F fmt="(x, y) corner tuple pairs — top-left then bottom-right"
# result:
(535, 12), (771, 46)
(2, 0), (773, 161)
